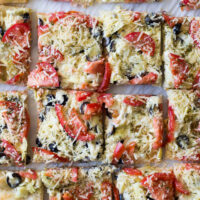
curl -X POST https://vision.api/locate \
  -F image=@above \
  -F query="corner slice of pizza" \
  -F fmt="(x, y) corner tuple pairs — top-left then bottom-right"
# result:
(28, 11), (109, 91)
(33, 89), (104, 163)
(0, 91), (30, 166)
(0, 169), (43, 200)
(166, 90), (200, 162)
(163, 12), (200, 89)
(179, 0), (200, 11)
(0, 6), (31, 85)
(99, 7), (162, 86)
(174, 164), (200, 200)
(103, 94), (163, 165)
(41, 166), (115, 200)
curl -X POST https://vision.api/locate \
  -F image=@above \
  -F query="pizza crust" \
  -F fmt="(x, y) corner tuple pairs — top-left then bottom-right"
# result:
(0, 0), (28, 3)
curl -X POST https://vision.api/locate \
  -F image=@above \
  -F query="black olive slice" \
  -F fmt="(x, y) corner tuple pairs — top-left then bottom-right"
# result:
(176, 135), (189, 149)
(108, 125), (116, 136)
(25, 155), (31, 165)
(22, 13), (30, 22)
(109, 40), (116, 52)
(39, 112), (45, 122)
(0, 26), (4, 37)
(119, 194), (124, 200)
(49, 142), (58, 153)
(145, 13), (162, 27)
(58, 94), (68, 106)
(38, 18), (44, 26)
(0, 152), (5, 158)
(105, 108), (112, 119)
(173, 23), (182, 35)
(80, 102), (89, 114)
(146, 195), (155, 200)
(102, 37), (111, 47)
(46, 94), (56, 107)
(36, 138), (42, 147)
(7, 173), (22, 188)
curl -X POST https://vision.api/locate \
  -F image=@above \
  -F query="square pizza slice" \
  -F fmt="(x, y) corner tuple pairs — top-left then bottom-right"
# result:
(99, 7), (162, 86)
(103, 94), (163, 164)
(166, 90), (200, 162)
(163, 13), (200, 89)
(179, 0), (200, 10)
(33, 89), (104, 163)
(28, 11), (108, 91)
(0, 169), (43, 200)
(41, 166), (114, 200)
(0, 6), (31, 85)
(0, 91), (30, 166)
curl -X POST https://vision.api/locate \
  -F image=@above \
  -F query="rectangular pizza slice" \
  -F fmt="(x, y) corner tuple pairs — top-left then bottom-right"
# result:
(103, 94), (163, 164)
(0, 5), (31, 85)
(179, 0), (200, 10)
(33, 89), (104, 163)
(166, 90), (200, 162)
(28, 11), (106, 91)
(0, 169), (43, 200)
(41, 166), (114, 200)
(99, 7), (162, 86)
(163, 13), (200, 89)
(0, 90), (30, 166)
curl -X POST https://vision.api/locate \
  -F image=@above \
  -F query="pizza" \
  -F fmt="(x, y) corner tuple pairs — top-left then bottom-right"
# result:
(0, 0), (28, 3)
(166, 90), (200, 162)
(28, 11), (107, 91)
(115, 164), (197, 200)
(0, 91), (30, 166)
(180, 0), (200, 10)
(99, 7), (162, 86)
(41, 166), (115, 200)
(163, 13), (200, 89)
(0, 6), (31, 85)
(104, 94), (163, 164)
(0, 169), (43, 200)
(33, 89), (104, 163)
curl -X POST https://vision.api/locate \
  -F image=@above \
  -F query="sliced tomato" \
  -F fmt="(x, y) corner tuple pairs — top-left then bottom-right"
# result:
(123, 168), (143, 176)
(185, 163), (200, 171)
(101, 181), (112, 200)
(85, 59), (105, 74)
(167, 106), (176, 143)
(27, 62), (59, 88)
(132, 12), (141, 21)
(38, 24), (49, 35)
(97, 93), (114, 108)
(97, 62), (111, 93)
(125, 32), (155, 56)
(6, 73), (24, 85)
(71, 167), (78, 183)
(75, 184), (93, 200)
(32, 147), (69, 162)
(84, 103), (102, 118)
(152, 117), (163, 150)
(169, 53), (189, 88)
(62, 192), (74, 200)
(2, 23), (30, 48)
(76, 91), (93, 102)
(49, 12), (66, 24)
(181, 0), (200, 10)
(190, 19), (200, 48)
(39, 46), (64, 63)
(162, 12), (183, 28)
(19, 169), (38, 180)
(193, 70), (200, 89)
(123, 96), (146, 107)
(55, 104), (95, 141)
(13, 49), (29, 66)
(174, 178), (190, 195)
(113, 185), (120, 200)
(141, 172), (175, 200)
(112, 142), (125, 164)
(126, 142), (136, 156)
(19, 109), (30, 142)
(129, 72), (158, 85)
(1, 140), (23, 166)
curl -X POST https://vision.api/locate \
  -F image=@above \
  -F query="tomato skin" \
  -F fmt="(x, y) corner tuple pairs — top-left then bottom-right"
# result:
(71, 167), (78, 183)
(193, 70), (200, 89)
(19, 169), (38, 180)
(162, 12), (183, 28)
(123, 168), (143, 176)
(76, 91), (92, 102)
(38, 24), (49, 35)
(125, 32), (155, 56)
(190, 19), (200, 48)
(97, 94), (114, 108)
(85, 59), (105, 74)
(62, 192), (74, 200)
(32, 147), (69, 162)
(126, 142), (136, 156)
(129, 72), (158, 85)
(132, 12), (141, 21)
(84, 103), (102, 118)
(152, 117), (163, 150)
(6, 73), (24, 85)
(174, 178), (190, 195)
(97, 62), (111, 93)
(101, 181), (112, 200)
(185, 163), (200, 171)
(167, 106), (176, 143)
(123, 96), (146, 107)
(49, 12), (66, 24)
(112, 142), (125, 164)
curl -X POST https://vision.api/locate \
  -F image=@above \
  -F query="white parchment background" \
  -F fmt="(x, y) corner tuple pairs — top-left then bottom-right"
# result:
(0, 0), (199, 199)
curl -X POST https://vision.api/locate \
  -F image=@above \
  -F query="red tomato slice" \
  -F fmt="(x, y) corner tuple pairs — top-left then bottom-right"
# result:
(55, 104), (95, 141)
(132, 12), (141, 21)
(97, 62), (111, 93)
(152, 117), (163, 150)
(62, 192), (74, 200)
(97, 94), (114, 108)
(123, 168), (143, 176)
(2, 23), (30, 48)
(49, 12), (66, 24)
(112, 142), (125, 164)
(129, 72), (158, 85)
(141, 172), (175, 200)
(1, 140), (23, 166)
(38, 24), (49, 36)
(125, 32), (155, 56)
(19, 109), (30, 142)
(27, 62), (59, 88)
(75, 184), (93, 200)
(162, 12), (183, 28)
(126, 142), (136, 156)
(185, 163), (200, 171)
(169, 53), (189, 88)
(13, 49), (29, 66)
(190, 19), (200, 48)
(71, 167), (78, 183)
(113, 185), (120, 200)
(76, 91), (93, 102)
(167, 106), (176, 143)
(101, 181), (112, 200)
(19, 169), (38, 180)
(85, 59), (105, 74)
(6, 73), (24, 85)
(174, 178), (190, 195)
(32, 147), (69, 162)
(182, 0), (200, 9)
(193, 70), (200, 89)
(84, 103), (102, 118)
(123, 96), (146, 107)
